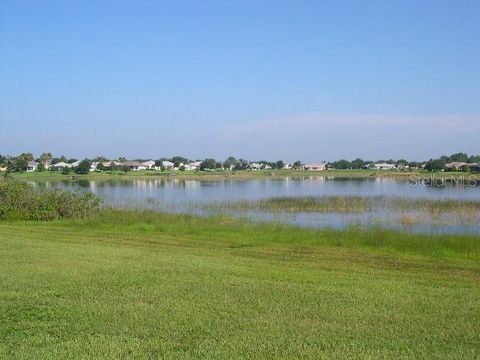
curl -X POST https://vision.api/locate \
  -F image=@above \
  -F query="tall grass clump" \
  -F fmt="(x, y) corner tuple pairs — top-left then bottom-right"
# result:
(0, 181), (102, 221)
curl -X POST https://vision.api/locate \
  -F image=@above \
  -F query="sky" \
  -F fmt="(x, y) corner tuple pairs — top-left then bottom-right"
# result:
(1, 0), (479, 162)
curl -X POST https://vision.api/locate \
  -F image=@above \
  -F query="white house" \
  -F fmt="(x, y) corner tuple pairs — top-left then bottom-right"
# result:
(283, 163), (293, 170)
(188, 161), (202, 171)
(368, 163), (397, 170)
(26, 161), (39, 172)
(102, 160), (121, 170)
(69, 160), (80, 167)
(249, 162), (262, 170)
(51, 162), (71, 171)
(123, 161), (146, 171)
(304, 163), (327, 171)
(162, 161), (174, 170)
(142, 160), (155, 170)
(90, 162), (98, 172)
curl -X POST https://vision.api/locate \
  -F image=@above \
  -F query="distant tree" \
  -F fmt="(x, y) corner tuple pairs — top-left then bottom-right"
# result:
(37, 163), (46, 172)
(332, 159), (351, 169)
(120, 165), (130, 173)
(292, 161), (303, 169)
(275, 160), (285, 169)
(234, 159), (250, 170)
(118, 157), (127, 163)
(350, 158), (365, 169)
(201, 158), (216, 170)
(38, 152), (53, 165)
(224, 156), (238, 170)
(68, 158), (78, 164)
(18, 153), (34, 162)
(62, 167), (71, 175)
(75, 160), (91, 174)
(179, 165), (186, 171)
(449, 152), (468, 162)
(424, 158), (447, 171)
(96, 162), (105, 171)
(171, 156), (189, 167)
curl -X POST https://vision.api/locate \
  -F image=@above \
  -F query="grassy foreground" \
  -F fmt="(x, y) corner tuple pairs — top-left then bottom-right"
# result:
(1, 211), (480, 359)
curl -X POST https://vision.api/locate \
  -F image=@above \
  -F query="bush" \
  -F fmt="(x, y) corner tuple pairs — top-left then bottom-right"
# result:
(0, 181), (102, 221)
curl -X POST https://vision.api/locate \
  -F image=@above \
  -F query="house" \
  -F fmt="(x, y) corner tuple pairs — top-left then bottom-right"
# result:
(304, 163), (327, 171)
(123, 161), (145, 171)
(188, 161), (202, 171)
(51, 161), (71, 171)
(26, 161), (39, 172)
(367, 163), (397, 171)
(283, 163), (293, 170)
(249, 162), (262, 170)
(69, 160), (80, 168)
(142, 160), (155, 170)
(90, 162), (98, 172)
(445, 162), (467, 171)
(162, 161), (174, 170)
(102, 160), (121, 170)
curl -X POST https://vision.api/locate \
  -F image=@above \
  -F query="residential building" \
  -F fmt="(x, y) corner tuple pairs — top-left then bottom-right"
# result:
(142, 160), (155, 170)
(304, 163), (327, 171)
(26, 161), (39, 172)
(445, 162), (467, 171)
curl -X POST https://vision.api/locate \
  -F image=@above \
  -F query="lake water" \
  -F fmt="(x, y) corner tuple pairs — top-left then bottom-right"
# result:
(29, 176), (480, 234)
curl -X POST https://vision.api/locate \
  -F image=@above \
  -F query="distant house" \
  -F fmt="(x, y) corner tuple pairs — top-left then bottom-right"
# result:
(69, 160), (80, 168)
(26, 161), (39, 172)
(445, 162), (467, 171)
(123, 161), (145, 171)
(367, 163), (397, 171)
(249, 162), (262, 170)
(188, 161), (202, 171)
(162, 161), (174, 170)
(51, 162), (71, 171)
(283, 163), (293, 170)
(90, 162), (98, 172)
(304, 163), (327, 171)
(102, 160), (121, 170)
(142, 160), (155, 170)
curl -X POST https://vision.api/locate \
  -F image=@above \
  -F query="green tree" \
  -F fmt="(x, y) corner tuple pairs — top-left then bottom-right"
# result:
(75, 160), (91, 175)
(201, 159), (216, 170)
(224, 156), (238, 170)
(39, 152), (53, 165)
(275, 160), (285, 169)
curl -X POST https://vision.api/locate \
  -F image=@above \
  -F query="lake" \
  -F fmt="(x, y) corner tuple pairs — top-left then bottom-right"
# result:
(29, 176), (480, 234)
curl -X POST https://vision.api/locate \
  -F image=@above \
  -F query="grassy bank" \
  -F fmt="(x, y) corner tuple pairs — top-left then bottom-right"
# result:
(1, 210), (480, 358)
(8, 168), (479, 182)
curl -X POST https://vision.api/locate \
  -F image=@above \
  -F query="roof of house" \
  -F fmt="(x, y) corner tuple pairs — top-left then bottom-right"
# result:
(27, 161), (39, 167)
(142, 160), (155, 166)
(52, 161), (70, 167)
(445, 162), (467, 168)
(305, 163), (327, 167)
(162, 161), (174, 166)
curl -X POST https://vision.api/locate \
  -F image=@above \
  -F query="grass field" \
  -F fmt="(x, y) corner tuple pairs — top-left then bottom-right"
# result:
(1, 210), (479, 359)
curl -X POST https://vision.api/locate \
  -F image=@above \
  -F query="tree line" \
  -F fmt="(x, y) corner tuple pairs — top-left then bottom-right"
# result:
(1, 152), (479, 173)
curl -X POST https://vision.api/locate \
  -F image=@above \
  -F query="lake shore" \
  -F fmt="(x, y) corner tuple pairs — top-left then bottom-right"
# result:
(8, 168), (480, 182)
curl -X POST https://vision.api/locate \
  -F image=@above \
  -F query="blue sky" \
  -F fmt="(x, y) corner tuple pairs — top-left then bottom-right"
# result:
(1, 0), (479, 161)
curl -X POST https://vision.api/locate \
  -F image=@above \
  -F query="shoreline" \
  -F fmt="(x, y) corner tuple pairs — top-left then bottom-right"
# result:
(7, 169), (480, 182)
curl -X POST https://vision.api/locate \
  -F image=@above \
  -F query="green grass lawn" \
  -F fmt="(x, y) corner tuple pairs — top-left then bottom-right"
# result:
(1, 211), (479, 359)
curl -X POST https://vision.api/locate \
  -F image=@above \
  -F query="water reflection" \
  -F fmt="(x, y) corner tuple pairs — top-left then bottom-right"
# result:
(29, 177), (480, 235)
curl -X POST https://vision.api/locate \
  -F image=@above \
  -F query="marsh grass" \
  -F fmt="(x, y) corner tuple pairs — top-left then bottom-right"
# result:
(203, 196), (480, 214)
(0, 181), (102, 221)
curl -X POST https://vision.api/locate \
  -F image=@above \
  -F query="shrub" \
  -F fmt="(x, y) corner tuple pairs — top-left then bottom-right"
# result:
(0, 181), (102, 221)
